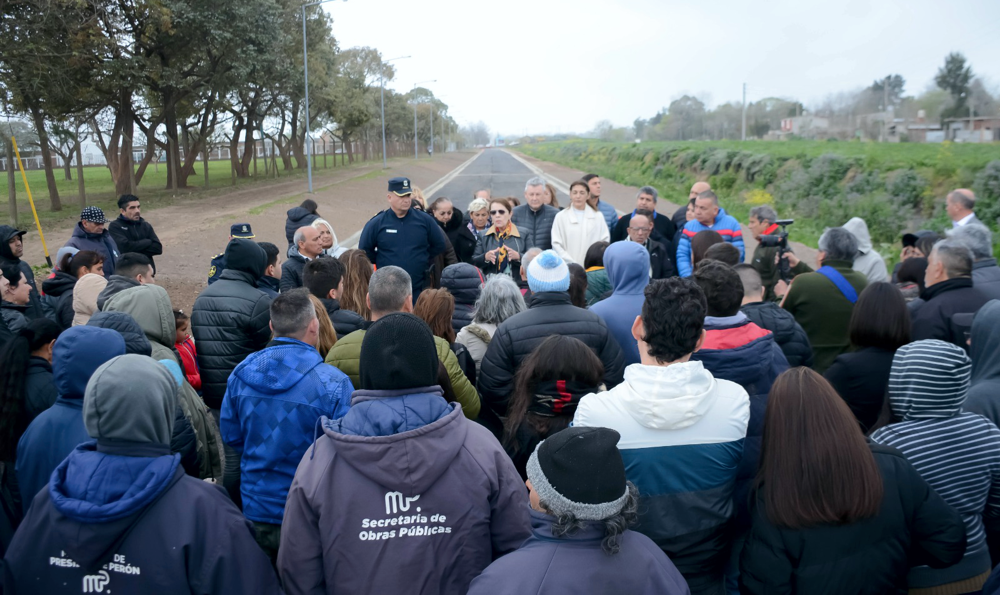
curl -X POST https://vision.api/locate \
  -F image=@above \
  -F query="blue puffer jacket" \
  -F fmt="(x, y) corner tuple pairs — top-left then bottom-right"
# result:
(220, 337), (353, 524)
(5, 442), (280, 594)
(676, 208), (745, 277)
(589, 242), (649, 366)
(691, 313), (788, 528)
(63, 222), (120, 278)
(441, 263), (483, 335)
(15, 327), (126, 508)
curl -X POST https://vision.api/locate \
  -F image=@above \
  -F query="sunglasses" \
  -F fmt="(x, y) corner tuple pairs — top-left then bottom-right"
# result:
(490, 210), (507, 215)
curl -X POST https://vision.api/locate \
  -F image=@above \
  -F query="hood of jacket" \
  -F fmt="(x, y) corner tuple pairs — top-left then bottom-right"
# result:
(440, 212), (465, 234)
(96, 275), (141, 310)
(233, 338), (324, 394)
(52, 326), (126, 401)
(224, 238), (267, 279)
(843, 217), (874, 253)
(87, 311), (152, 356)
(695, 317), (777, 389)
(48, 441), (181, 569)
(42, 270), (77, 297)
(440, 263), (484, 305)
(604, 241), (650, 295)
(889, 339), (971, 421)
(0, 225), (23, 262)
(972, 300), (1000, 384)
(616, 361), (720, 430)
(287, 206), (319, 229)
(102, 284), (175, 348)
(321, 389), (463, 494)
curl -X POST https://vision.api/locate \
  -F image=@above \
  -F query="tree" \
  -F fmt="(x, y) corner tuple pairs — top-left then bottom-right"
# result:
(969, 78), (999, 118)
(462, 122), (491, 146)
(869, 75), (906, 110)
(935, 52), (973, 121)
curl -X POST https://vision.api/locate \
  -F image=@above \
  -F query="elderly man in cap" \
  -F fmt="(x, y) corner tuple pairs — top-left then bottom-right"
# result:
(208, 223), (255, 285)
(63, 206), (120, 278)
(359, 177), (446, 296)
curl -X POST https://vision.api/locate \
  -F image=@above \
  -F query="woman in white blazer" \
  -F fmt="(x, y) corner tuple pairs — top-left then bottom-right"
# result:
(551, 180), (611, 265)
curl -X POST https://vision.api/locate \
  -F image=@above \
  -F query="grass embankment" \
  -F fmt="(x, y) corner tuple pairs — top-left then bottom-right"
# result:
(519, 140), (1000, 253)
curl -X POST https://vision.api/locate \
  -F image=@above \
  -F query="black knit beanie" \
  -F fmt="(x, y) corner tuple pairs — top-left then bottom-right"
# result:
(360, 312), (439, 391)
(526, 426), (628, 521)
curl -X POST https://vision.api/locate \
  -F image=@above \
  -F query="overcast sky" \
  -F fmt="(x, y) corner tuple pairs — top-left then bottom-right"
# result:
(329, 0), (1000, 137)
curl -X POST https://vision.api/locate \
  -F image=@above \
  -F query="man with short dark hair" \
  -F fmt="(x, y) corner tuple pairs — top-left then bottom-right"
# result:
(736, 264), (813, 368)
(303, 258), (365, 338)
(359, 177), (447, 296)
(947, 188), (981, 228)
(746, 205), (808, 301)
(582, 173), (619, 231)
(676, 191), (743, 277)
(911, 239), (988, 348)
(109, 194), (163, 273)
(221, 288), (353, 563)
(324, 266), (481, 419)
(626, 211), (675, 279)
(511, 177), (559, 250)
(64, 206), (120, 278)
(574, 277), (749, 594)
(256, 241), (281, 298)
(208, 223), (255, 285)
(780, 227), (867, 373)
(611, 186), (676, 244)
(96, 252), (155, 311)
(281, 226), (325, 292)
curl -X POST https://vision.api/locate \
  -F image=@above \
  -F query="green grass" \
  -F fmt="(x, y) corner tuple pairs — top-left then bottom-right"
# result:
(518, 139), (1000, 254)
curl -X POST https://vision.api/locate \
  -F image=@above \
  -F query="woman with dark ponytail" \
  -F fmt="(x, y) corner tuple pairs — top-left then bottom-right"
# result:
(0, 318), (62, 547)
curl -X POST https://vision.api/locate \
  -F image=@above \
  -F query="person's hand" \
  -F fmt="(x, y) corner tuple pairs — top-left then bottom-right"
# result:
(783, 251), (801, 268)
(774, 279), (790, 298)
(486, 248), (499, 264)
(901, 246), (920, 261)
(507, 248), (520, 261)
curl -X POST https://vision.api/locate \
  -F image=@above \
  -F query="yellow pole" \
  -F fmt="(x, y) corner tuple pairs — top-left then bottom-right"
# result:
(11, 136), (52, 266)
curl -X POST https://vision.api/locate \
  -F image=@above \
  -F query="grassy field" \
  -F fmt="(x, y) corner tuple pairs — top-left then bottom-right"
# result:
(0, 154), (364, 228)
(519, 140), (1000, 252)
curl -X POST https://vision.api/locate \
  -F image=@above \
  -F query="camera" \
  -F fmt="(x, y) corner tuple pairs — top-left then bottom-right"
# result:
(758, 219), (795, 280)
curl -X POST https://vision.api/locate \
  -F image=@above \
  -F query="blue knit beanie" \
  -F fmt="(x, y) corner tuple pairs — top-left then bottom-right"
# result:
(527, 250), (570, 293)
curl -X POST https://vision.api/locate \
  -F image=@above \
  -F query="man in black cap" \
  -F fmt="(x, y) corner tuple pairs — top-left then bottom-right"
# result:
(207, 223), (255, 285)
(109, 194), (163, 274)
(358, 177), (447, 296)
(64, 206), (120, 278)
(0, 225), (44, 318)
(468, 427), (690, 595)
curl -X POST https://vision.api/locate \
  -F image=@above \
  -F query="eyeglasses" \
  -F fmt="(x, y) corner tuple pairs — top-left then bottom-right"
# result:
(629, 227), (652, 233)
(490, 210), (507, 215)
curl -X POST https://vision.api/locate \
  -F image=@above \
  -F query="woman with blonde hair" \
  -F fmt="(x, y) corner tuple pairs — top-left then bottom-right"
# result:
(551, 180), (610, 265)
(310, 218), (345, 258)
(337, 249), (373, 320)
(466, 197), (491, 241)
(307, 294), (337, 358)
(543, 182), (561, 209)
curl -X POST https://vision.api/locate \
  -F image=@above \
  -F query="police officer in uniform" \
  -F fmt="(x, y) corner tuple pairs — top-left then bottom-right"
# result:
(208, 223), (255, 284)
(359, 177), (446, 296)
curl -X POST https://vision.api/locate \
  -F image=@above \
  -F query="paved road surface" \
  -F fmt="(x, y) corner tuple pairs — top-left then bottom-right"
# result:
(425, 150), (569, 213)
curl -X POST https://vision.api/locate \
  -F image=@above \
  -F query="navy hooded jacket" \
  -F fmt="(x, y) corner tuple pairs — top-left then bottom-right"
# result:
(589, 241), (650, 366)
(64, 222), (120, 279)
(15, 326), (126, 508)
(4, 442), (280, 594)
(440, 263), (483, 335)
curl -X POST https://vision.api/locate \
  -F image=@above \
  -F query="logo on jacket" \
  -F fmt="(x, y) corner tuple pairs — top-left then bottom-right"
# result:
(83, 570), (110, 593)
(385, 491), (420, 515)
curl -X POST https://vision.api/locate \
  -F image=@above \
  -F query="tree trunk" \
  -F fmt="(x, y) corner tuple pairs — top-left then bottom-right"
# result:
(6, 139), (17, 227)
(29, 107), (62, 211)
(75, 140), (85, 208)
(163, 100), (181, 190)
(63, 157), (72, 181)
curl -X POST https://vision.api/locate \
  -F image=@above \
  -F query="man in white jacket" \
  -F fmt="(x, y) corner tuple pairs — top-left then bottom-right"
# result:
(574, 277), (749, 595)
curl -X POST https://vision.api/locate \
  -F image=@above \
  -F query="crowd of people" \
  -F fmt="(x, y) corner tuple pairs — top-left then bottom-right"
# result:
(0, 172), (1000, 595)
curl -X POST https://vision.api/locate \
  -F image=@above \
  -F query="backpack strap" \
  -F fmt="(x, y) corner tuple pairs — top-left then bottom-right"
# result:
(816, 266), (858, 304)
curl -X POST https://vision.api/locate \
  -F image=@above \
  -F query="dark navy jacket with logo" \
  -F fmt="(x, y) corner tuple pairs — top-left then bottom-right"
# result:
(358, 208), (446, 295)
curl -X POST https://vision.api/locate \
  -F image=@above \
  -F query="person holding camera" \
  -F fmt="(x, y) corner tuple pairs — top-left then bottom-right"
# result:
(747, 206), (809, 301)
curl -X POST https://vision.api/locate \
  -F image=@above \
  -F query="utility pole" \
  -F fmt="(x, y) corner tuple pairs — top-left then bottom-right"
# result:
(741, 83), (747, 141)
(429, 106), (434, 156)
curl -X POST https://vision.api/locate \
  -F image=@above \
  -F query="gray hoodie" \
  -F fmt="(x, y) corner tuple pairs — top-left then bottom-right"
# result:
(84, 354), (178, 445)
(965, 300), (1000, 426)
(843, 217), (889, 283)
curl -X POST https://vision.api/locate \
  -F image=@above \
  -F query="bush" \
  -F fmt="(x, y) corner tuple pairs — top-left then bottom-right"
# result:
(885, 169), (927, 210)
(974, 160), (1000, 228)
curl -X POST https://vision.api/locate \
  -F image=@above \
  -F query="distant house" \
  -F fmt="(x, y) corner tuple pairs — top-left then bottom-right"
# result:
(779, 116), (830, 139)
(945, 117), (1000, 143)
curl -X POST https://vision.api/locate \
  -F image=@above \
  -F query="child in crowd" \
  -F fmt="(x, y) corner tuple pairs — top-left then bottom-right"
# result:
(174, 309), (201, 391)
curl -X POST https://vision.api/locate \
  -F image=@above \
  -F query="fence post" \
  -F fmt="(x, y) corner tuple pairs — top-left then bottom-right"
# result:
(6, 139), (17, 227)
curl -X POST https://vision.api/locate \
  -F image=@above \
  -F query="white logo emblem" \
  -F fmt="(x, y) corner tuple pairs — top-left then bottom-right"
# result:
(385, 491), (420, 514)
(82, 570), (110, 593)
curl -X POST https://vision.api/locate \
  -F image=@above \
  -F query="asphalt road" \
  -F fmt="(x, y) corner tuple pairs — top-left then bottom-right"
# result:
(425, 150), (569, 212)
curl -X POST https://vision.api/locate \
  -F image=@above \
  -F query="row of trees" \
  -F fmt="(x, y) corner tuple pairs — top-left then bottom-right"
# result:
(593, 53), (998, 142)
(0, 0), (459, 210)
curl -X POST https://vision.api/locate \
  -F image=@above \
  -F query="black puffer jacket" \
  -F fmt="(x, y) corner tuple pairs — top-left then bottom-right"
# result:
(741, 300), (814, 368)
(439, 211), (478, 265)
(441, 263), (483, 335)
(285, 206), (319, 246)
(86, 310), (199, 477)
(191, 239), (272, 409)
(319, 297), (366, 339)
(911, 277), (989, 349)
(0, 301), (30, 334)
(96, 274), (140, 311)
(108, 215), (162, 272)
(740, 444), (966, 595)
(41, 271), (76, 330)
(478, 291), (625, 435)
(511, 204), (559, 251)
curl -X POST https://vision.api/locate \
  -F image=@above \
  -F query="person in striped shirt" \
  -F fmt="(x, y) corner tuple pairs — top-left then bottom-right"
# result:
(871, 339), (1000, 594)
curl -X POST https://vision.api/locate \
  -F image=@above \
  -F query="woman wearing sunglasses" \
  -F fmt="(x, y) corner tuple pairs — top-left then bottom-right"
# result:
(472, 198), (526, 278)
(551, 180), (611, 265)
